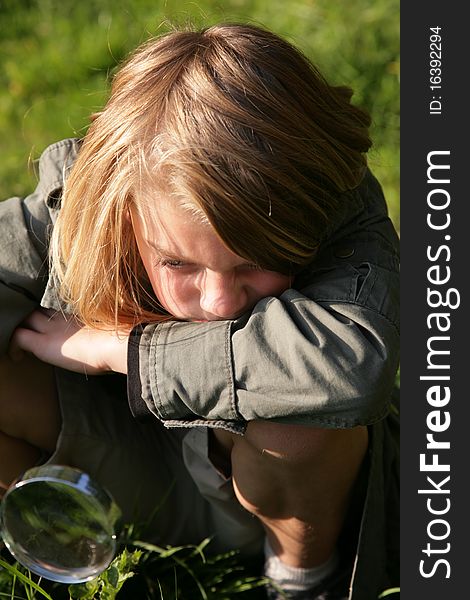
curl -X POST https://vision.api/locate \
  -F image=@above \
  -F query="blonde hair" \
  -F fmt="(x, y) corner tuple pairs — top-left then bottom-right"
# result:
(51, 23), (372, 328)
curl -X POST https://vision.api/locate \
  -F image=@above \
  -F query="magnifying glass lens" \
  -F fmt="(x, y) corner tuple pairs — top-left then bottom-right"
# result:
(0, 466), (121, 583)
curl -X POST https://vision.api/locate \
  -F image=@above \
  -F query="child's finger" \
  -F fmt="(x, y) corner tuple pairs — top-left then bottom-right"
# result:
(19, 308), (53, 332)
(8, 327), (39, 361)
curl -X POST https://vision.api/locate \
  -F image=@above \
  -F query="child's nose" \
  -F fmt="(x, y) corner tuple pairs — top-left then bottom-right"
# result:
(199, 271), (249, 319)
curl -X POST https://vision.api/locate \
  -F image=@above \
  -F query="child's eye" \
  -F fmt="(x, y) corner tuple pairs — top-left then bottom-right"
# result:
(160, 259), (185, 269)
(244, 263), (263, 271)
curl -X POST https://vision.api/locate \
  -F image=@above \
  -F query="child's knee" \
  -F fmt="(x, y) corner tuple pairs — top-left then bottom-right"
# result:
(242, 421), (367, 472)
(230, 422), (368, 519)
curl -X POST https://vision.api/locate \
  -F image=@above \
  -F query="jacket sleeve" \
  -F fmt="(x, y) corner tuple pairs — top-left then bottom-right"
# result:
(127, 172), (400, 433)
(0, 139), (80, 355)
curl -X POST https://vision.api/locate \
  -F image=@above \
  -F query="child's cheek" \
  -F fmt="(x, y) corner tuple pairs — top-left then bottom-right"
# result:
(258, 272), (292, 298)
(158, 273), (195, 318)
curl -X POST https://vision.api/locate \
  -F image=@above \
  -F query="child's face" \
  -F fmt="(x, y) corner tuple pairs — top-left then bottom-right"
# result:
(131, 200), (292, 321)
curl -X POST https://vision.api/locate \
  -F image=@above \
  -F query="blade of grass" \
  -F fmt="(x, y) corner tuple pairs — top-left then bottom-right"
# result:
(0, 561), (53, 600)
(378, 588), (400, 598)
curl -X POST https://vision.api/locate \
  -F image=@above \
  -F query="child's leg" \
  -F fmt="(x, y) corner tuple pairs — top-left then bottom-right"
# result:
(0, 353), (61, 491)
(212, 422), (368, 593)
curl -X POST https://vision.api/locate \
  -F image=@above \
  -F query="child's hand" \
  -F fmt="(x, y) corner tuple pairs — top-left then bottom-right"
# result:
(9, 309), (129, 375)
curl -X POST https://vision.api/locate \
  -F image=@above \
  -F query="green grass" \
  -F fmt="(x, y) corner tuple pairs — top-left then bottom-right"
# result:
(1, 540), (400, 599)
(0, 0), (399, 229)
(1, 535), (269, 600)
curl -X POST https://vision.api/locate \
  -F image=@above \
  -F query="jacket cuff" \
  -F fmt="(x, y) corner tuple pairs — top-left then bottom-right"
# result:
(127, 324), (153, 421)
(138, 320), (240, 422)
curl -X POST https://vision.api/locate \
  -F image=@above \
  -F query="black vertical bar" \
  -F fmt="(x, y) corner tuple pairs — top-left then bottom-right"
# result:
(401, 3), (468, 598)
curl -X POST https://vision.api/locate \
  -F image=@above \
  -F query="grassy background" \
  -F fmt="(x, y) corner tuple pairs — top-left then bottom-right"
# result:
(0, 0), (399, 229)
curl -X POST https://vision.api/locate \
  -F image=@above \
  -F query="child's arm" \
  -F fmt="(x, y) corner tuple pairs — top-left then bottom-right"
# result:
(126, 171), (399, 431)
(16, 166), (396, 431)
(10, 308), (129, 375)
(0, 197), (49, 354)
(0, 139), (80, 356)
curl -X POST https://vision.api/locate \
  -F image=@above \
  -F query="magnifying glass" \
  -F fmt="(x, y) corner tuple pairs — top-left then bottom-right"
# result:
(0, 465), (122, 583)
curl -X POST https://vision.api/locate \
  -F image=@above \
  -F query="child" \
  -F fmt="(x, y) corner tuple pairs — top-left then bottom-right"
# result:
(0, 24), (399, 599)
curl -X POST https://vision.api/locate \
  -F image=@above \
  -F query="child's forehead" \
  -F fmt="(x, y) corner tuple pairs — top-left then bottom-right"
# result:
(132, 194), (209, 233)
(131, 199), (244, 266)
